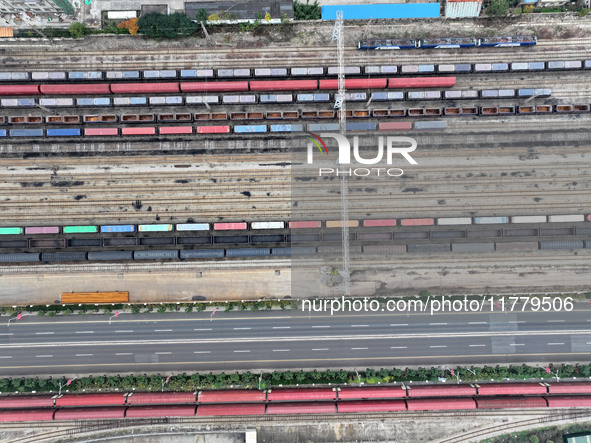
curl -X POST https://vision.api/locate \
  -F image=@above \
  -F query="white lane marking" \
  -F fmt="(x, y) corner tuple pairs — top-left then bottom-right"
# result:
(233, 328), (251, 330)
(429, 323), (448, 326)
(0, 333), (13, 336)
(154, 329), (173, 332)
(234, 350), (250, 353)
(468, 322), (488, 325)
(0, 356), (12, 359)
(351, 347), (368, 350)
(510, 343), (525, 346)
(429, 345), (447, 348)
(115, 353), (132, 356)
(469, 344), (486, 347)
(115, 330), (134, 333)
(194, 351), (211, 354)
(273, 326), (290, 329)
(194, 328), (212, 331)
(547, 320), (565, 323)
(547, 343), (564, 345)
(390, 324), (408, 327)
(351, 325), (369, 328)
(312, 348), (329, 351)
(390, 346), (408, 349)
(312, 326), (330, 328)
(35, 332), (54, 335)
(76, 353), (93, 357)
(155, 352), (171, 355)
(36, 354), (53, 358)
(508, 321), (525, 324)
(273, 349), (290, 352)
(75, 331), (94, 334)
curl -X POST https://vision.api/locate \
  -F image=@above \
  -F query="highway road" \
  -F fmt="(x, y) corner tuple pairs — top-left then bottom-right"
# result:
(0, 302), (589, 376)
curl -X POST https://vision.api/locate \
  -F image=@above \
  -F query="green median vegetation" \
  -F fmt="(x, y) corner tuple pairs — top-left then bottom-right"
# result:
(0, 363), (589, 394)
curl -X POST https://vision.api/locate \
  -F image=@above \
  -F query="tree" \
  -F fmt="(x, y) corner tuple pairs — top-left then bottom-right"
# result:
(486, 0), (509, 17)
(195, 9), (208, 25)
(138, 12), (176, 39)
(294, 0), (321, 20)
(117, 17), (139, 35)
(68, 22), (88, 39)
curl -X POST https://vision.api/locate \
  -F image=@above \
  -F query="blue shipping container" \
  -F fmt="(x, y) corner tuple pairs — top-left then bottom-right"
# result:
(9, 129), (44, 137)
(47, 128), (81, 137)
(234, 125), (267, 133)
(308, 123), (339, 132)
(180, 70), (197, 78)
(100, 225), (136, 233)
(346, 122), (377, 131)
(474, 216), (508, 224)
(17, 99), (35, 107)
(0, 130), (6, 137)
(270, 124), (304, 132)
(226, 248), (271, 257)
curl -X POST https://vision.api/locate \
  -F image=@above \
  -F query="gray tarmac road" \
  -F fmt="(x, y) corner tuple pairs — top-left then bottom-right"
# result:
(0, 302), (588, 376)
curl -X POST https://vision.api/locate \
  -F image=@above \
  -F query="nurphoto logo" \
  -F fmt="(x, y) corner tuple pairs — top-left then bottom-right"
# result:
(304, 132), (418, 177)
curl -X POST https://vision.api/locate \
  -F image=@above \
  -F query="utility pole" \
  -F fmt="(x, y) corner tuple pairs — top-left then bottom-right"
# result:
(332, 10), (350, 296)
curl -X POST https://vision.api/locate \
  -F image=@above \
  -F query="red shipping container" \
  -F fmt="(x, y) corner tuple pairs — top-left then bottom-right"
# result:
(54, 407), (126, 420)
(388, 77), (456, 89)
(85, 128), (119, 136)
(546, 395), (591, 408)
(0, 85), (41, 96)
(476, 397), (547, 409)
(197, 403), (266, 416)
(267, 388), (336, 401)
(378, 122), (413, 131)
(159, 126), (193, 135)
(110, 83), (180, 94)
(126, 392), (196, 405)
(407, 398), (476, 411)
(0, 395), (54, 408)
(198, 390), (266, 403)
(180, 81), (249, 93)
(407, 384), (477, 398)
(547, 382), (591, 395)
(0, 409), (55, 422)
(213, 222), (247, 231)
(56, 393), (126, 407)
(121, 127), (156, 136)
(25, 226), (60, 235)
(126, 405), (196, 418)
(250, 80), (317, 91)
(587, 214), (591, 222)
(338, 387), (406, 399)
(40, 84), (111, 95)
(363, 219), (397, 228)
(289, 221), (322, 229)
(319, 78), (388, 90)
(337, 400), (406, 412)
(477, 383), (547, 396)
(267, 402), (336, 414)
(400, 218), (435, 226)
(197, 126), (230, 134)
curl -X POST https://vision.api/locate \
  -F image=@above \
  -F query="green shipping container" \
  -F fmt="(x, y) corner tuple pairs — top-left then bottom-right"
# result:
(0, 227), (23, 235)
(63, 225), (99, 233)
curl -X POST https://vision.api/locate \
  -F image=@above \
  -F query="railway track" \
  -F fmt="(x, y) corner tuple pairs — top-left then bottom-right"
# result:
(5, 409), (576, 443)
(2, 40), (591, 70)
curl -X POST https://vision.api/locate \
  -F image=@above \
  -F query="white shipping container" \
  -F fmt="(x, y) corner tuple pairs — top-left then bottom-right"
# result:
(107, 11), (137, 19)
(251, 222), (285, 230)
(548, 214), (585, 223)
(176, 223), (210, 231)
(436, 217), (472, 225)
(511, 215), (547, 223)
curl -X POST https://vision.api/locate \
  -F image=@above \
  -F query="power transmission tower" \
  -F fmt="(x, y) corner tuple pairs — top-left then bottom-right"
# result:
(332, 10), (350, 296)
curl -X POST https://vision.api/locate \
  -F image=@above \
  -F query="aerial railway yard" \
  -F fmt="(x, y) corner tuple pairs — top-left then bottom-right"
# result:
(0, 35), (589, 295)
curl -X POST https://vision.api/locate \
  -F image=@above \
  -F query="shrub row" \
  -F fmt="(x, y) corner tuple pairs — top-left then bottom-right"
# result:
(0, 363), (587, 394)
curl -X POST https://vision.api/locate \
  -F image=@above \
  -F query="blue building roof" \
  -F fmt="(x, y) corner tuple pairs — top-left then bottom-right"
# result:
(322, 3), (441, 20)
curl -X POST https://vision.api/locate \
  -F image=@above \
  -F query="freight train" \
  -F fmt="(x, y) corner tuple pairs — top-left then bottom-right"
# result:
(0, 381), (590, 421)
(358, 35), (537, 50)
(0, 214), (589, 262)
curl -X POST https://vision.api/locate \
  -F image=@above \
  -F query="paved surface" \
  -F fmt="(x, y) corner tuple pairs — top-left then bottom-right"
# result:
(0, 303), (589, 376)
